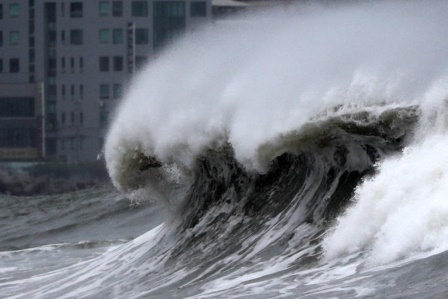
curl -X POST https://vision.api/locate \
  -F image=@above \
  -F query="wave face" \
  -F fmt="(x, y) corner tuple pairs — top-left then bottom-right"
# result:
(4, 1), (448, 298)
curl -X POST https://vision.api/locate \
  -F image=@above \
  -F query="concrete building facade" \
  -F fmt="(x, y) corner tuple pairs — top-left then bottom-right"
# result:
(0, 0), (211, 162)
(0, 83), (43, 160)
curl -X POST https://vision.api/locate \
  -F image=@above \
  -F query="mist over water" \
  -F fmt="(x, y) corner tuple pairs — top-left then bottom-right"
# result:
(3, 1), (448, 298)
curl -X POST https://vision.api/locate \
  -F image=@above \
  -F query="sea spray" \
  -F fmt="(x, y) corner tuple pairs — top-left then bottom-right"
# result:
(105, 1), (448, 190)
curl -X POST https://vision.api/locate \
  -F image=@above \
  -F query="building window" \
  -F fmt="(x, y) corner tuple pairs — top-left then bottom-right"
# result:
(62, 85), (66, 97)
(132, 1), (148, 17)
(0, 59), (3, 73)
(153, 1), (186, 50)
(29, 19), (35, 34)
(113, 28), (123, 44)
(70, 29), (83, 45)
(49, 85), (57, 98)
(99, 1), (110, 16)
(48, 31), (56, 47)
(71, 84), (75, 98)
(48, 58), (56, 77)
(0, 127), (37, 148)
(61, 57), (65, 72)
(135, 28), (148, 44)
(79, 84), (84, 99)
(113, 84), (122, 99)
(0, 4), (3, 20)
(9, 31), (20, 45)
(99, 57), (109, 72)
(135, 56), (146, 70)
(9, 58), (19, 73)
(0, 98), (34, 118)
(0, 31), (3, 47)
(99, 29), (110, 43)
(112, 1), (122, 17)
(100, 109), (109, 127)
(71, 112), (75, 124)
(70, 2), (83, 18)
(100, 84), (110, 99)
(191, 1), (206, 17)
(9, 3), (20, 18)
(79, 57), (84, 71)
(70, 57), (75, 72)
(61, 2), (65, 17)
(113, 56), (123, 71)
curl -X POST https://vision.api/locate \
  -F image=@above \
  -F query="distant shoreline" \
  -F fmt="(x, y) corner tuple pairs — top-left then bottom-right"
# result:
(0, 162), (110, 196)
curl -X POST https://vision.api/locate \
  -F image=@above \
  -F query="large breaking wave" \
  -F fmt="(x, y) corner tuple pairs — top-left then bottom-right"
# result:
(106, 0), (448, 178)
(105, 0), (448, 262)
(3, 1), (448, 298)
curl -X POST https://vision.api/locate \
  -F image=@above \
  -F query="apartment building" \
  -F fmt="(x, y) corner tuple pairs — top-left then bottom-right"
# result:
(0, 0), (211, 162)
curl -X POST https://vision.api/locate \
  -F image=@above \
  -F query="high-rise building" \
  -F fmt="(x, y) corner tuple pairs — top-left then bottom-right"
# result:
(0, 0), (211, 162)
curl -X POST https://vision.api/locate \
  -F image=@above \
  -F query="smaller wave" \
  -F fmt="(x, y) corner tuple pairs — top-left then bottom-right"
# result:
(0, 186), (165, 251)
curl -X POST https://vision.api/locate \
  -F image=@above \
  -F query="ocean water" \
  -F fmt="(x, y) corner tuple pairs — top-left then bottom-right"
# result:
(2, 1), (448, 298)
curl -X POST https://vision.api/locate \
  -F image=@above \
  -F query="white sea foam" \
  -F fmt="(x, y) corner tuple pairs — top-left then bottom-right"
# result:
(105, 0), (448, 191)
(323, 134), (448, 265)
